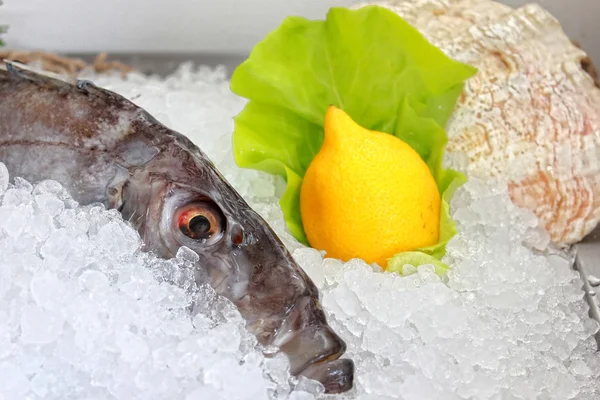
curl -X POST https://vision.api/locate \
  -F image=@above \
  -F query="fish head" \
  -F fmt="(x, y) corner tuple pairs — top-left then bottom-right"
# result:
(124, 137), (353, 393)
(157, 175), (310, 305)
(147, 148), (312, 306)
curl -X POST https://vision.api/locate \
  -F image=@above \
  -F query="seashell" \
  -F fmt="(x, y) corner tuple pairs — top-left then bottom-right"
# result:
(353, 0), (600, 246)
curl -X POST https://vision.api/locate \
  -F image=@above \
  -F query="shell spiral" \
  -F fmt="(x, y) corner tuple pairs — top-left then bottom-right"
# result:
(354, 0), (600, 246)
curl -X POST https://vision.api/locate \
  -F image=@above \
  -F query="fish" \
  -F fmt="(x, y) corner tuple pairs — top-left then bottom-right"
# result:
(0, 61), (354, 394)
(355, 0), (600, 247)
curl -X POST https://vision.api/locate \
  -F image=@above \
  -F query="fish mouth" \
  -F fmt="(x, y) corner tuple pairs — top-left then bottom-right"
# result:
(300, 358), (355, 394)
(270, 295), (355, 393)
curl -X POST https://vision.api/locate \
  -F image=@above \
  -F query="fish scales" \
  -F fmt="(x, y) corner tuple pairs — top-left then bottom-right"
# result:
(0, 62), (354, 394)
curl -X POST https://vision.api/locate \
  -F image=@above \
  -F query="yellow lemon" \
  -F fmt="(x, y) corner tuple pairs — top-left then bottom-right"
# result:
(300, 105), (441, 269)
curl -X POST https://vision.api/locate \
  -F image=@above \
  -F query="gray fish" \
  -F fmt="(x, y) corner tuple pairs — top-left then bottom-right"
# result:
(0, 62), (354, 394)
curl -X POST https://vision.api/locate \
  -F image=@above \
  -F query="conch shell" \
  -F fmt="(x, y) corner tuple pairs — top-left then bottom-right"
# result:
(354, 0), (600, 246)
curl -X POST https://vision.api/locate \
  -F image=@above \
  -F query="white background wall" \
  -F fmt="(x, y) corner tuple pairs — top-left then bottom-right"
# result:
(1, 0), (354, 53)
(2, 0), (599, 63)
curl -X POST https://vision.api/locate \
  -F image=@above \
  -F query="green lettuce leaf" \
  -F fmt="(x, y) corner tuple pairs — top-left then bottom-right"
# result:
(230, 5), (476, 274)
(387, 252), (450, 277)
(393, 99), (467, 264)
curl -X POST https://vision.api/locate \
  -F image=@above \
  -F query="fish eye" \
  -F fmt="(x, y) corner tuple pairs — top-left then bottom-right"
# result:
(175, 201), (225, 242)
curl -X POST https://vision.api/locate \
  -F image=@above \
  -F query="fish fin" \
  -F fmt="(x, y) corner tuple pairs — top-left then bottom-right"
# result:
(1, 59), (175, 141)
(1, 60), (78, 87)
(107, 163), (130, 210)
(1, 60), (137, 112)
(74, 78), (128, 106)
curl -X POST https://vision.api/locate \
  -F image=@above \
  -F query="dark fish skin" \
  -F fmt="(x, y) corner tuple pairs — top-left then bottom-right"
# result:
(0, 62), (354, 394)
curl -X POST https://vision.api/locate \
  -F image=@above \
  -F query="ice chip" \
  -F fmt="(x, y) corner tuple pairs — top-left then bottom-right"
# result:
(177, 245), (200, 263)
(78, 269), (110, 292)
(13, 176), (34, 193)
(334, 284), (362, 317)
(95, 220), (140, 257)
(264, 352), (291, 386)
(30, 372), (52, 397)
(293, 376), (325, 397)
(0, 203), (33, 238)
(186, 386), (225, 400)
(26, 212), (55, 241)
(205, 358), (271, 399)
(293, 248), (325, 288)
(40, 228), (74, 264)
(35, 192), (65, 216)
(0, 362), (30, 397)
(0, 162), (8, 193)
(116, 329), (150, 365)
(401, 264), (418, 275)
(30, 270), (65, 310)
(20, 305), (64, 344)
(32, 179), (68, 196)
(288, 392), (316, 400)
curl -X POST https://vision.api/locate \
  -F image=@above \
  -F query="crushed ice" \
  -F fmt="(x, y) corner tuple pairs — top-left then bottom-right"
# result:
(0, 64), (598, 399)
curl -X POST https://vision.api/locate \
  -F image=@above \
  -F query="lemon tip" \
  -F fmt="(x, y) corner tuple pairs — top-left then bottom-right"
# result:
(324, 105), (357, 144)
